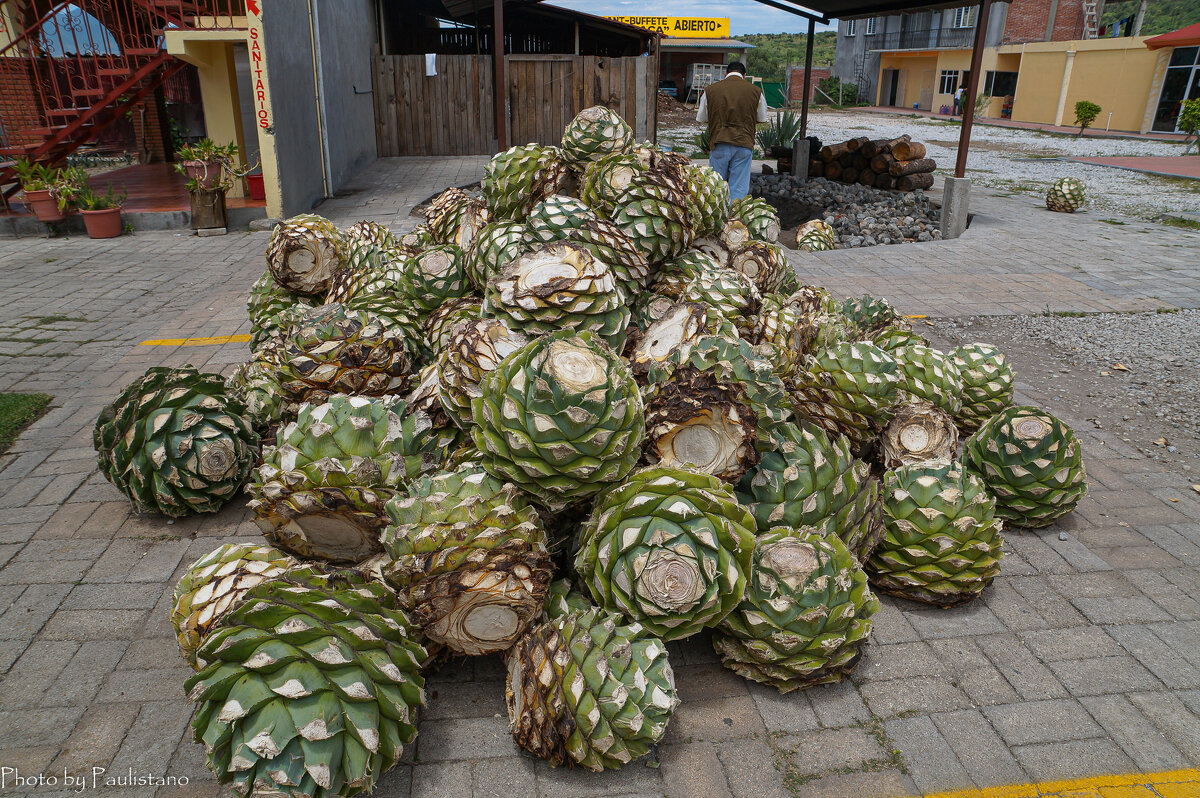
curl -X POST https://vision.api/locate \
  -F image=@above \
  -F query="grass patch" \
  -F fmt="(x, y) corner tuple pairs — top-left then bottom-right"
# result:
(24, 314), (88, 325)
(0, 393), (52, 454)
(1159, 216), (1200, 230)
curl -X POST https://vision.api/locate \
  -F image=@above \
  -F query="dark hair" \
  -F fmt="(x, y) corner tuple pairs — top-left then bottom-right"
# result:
(727, 61), (747, 75)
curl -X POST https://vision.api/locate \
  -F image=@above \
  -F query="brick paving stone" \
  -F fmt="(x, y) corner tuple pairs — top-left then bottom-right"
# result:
(807, 680), (872, 728)
(714, 740), (788, 798)
(536, 756), (665, 797)
(976, 634), (1070, 701)
(1011, 738), (1137, 782)
(410, 761), (473, 798)
(0, 582), (71, 641)
(860, 676), (972, 719)
(853, 641), (945, 683)
(928, 637), (1022, 706)
(1048, 655), (1163, 697)
(985, 699), (1105, 746)
(1126, 691), (1200, 760)
(49, 702), (141, 774)
(39, 609), (149, 641)
(1047, 571), (1140, 599)
(414, 715), (518, 763)
(746, 682), (820, 734)
(664, 696), (766, 744)
(0, 639), (78, 707)
(1106, 625), (1200, 689)
(884, 716), (972, 794)
(1072, 596), (1174, 625)
(788, 769), (916, 798)
(1080, 694), (1190, 772)
(904, 602), (1007, 640)
(0, 706), (87, 749)
(1021, 626), (1118, 662)
(471, 757), (540, 798)
(659, 742), (732, 798)
(930, 709), (1026, 789)
(984, 580), (1049, 632)
(42, 640), (128, 708)
(774, 726), (888, 776)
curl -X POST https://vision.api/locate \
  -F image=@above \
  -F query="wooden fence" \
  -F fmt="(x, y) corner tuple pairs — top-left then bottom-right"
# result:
(372, 52), (658, 157)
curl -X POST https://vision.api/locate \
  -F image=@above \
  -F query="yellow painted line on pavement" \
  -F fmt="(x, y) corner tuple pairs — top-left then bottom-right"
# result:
(921, 768), (1200, 798)
(903, 314), (928, 319)
(139, 334), (251, 347)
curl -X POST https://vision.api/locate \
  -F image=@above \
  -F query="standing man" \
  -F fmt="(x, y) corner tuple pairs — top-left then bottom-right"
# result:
(953, 85), (965, 116)
(697, 62), (768, 201)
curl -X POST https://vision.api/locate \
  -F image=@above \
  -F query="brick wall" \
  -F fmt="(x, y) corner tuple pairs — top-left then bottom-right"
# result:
(130, 91), (170, 162)
(0, 59), (44, 147)
(787, 66), (832, 103)
(1004, 0), (1087, 43)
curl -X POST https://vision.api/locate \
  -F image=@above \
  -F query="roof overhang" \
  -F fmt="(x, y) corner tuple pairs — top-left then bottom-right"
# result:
(1145, 22), (1200, 49)
(660, 38), (754, 50)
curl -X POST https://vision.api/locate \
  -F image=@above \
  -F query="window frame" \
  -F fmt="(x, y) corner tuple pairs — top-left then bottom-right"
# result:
(939, 69), (960, 95)
(952, 6), (977, 28)
(865, 17), (877, 35)
(845, 19), (857, 36)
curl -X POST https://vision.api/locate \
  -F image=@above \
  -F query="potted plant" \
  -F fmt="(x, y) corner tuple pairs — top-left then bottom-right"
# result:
(13, 158), (66, 223)
(75, 183), (128, 239)
(175, 139), (240, 190)
(182, 149), (255, 231)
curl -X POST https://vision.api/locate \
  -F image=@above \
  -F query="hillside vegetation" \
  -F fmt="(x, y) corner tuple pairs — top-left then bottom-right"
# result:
(740, 31), (838, 82)
(1102, 0), (1200, 35)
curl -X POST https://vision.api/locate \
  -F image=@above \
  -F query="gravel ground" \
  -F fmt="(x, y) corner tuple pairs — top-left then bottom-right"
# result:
(927, 310), (1200, 472)
(661, 108), (1200, 219)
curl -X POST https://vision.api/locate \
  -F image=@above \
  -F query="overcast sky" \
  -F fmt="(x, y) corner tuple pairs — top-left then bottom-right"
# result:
(549, 0), (838, 35)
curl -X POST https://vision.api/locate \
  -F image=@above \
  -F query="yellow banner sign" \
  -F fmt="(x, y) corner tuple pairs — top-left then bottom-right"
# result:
(606, 16), (731, 39)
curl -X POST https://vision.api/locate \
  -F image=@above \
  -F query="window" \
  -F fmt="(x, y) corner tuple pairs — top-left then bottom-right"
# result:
(865, 17), (877, 34)
(952, 6), (977, 28)
(939, 70), (960, 94)
(845, 19), (857, 36)
(984, 70), (1019, 96)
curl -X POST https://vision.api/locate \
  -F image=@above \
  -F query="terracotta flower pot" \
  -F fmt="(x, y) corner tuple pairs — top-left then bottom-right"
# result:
(80, 207), (123, 239)
(23, 188), (65, 223)
(182, 160), (223, 190)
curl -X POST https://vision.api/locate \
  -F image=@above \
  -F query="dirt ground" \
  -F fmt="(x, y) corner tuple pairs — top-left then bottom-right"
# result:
(925, 312), (1200, 477)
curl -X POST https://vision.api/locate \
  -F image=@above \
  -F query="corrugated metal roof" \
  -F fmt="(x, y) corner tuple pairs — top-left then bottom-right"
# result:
(660, 38), (754, 49)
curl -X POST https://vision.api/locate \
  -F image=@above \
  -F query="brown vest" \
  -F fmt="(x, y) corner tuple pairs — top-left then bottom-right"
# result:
(704, 76), (761, 150)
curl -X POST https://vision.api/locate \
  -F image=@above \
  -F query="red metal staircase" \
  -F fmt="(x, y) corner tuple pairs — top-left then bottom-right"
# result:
(0, 1), (244, 207)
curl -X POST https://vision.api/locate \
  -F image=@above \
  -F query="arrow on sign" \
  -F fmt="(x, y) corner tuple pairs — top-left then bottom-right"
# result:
(247, 0), (260, 16)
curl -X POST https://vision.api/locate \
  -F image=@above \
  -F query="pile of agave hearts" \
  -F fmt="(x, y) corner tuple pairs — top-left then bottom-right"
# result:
(92, 106), (1088, 797)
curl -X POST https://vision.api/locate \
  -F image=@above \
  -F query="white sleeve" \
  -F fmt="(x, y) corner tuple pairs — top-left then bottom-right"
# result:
(757, 91), (769, 122)
(696, 92), (708, 123)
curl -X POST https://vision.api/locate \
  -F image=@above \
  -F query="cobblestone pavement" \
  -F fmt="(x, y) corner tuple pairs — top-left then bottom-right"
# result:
(1, 157), (1199, 798)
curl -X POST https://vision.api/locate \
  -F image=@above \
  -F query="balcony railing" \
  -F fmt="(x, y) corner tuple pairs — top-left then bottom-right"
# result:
(864, 26), (977, 51)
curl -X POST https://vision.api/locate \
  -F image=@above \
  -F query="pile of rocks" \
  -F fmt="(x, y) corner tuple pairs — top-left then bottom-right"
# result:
(750, 175), (943, 249)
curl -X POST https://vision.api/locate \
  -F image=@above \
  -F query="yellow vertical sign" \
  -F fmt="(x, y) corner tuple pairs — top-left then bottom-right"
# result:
(606, 17), (731, 39)
(246, 0), (272, 132)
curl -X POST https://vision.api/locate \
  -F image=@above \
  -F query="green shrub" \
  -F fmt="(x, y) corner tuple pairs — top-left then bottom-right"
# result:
(816, 77), (862, 107)
(1179, 98), (1200, 155)
(1073, 100), (1101, 137)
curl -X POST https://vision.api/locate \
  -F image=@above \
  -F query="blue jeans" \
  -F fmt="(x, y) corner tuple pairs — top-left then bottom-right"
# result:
(709, 143), (753, 201)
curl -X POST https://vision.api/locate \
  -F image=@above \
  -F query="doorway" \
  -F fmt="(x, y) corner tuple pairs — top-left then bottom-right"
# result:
(881, 68), (900, 106)
(1152, 46), (1200, 133)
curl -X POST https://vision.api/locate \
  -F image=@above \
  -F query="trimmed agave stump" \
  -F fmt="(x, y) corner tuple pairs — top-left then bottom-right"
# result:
(190, 187), (227, 233)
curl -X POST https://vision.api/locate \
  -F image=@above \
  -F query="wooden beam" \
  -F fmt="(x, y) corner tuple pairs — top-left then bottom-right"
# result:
(800, 17), (815, 140)
(748, 0), (829, 24)
(954, 0), (991, 178)
(494, 0), (507, 150)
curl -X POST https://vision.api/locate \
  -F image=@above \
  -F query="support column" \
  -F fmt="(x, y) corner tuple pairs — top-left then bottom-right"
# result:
(1053, 50), (1077, 127)
(791, 138), (810, 180)
(191, 42), (247, 198)
(799, 17), (815, 140)
(940, 176), (970, 238)
(493, 0), (507, 151)
(953, 0), (992, 178)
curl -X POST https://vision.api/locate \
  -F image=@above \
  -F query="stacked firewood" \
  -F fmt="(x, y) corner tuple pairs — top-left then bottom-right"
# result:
(809, 135), (936, 192)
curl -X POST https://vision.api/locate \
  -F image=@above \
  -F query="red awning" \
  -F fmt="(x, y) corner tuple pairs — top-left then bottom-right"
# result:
(1145, 22), (1200, 50)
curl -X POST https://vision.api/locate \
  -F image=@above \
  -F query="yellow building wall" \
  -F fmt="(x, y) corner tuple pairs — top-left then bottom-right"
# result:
(1009, 50), (1068, 124)
(877, 54), (939, 110)
(998, 38), (1158, 132)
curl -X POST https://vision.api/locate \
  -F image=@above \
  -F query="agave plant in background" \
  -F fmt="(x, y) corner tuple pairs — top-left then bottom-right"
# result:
(756, 110), (804, 156)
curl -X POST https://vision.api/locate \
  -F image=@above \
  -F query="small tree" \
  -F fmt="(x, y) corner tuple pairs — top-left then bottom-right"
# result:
(1179, 98), (1200, 155)
(1074, 100), (1101, 138)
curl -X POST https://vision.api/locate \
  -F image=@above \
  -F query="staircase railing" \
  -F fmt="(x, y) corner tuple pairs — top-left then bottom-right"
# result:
(0, 1), (246, 207)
